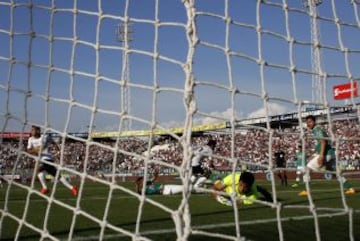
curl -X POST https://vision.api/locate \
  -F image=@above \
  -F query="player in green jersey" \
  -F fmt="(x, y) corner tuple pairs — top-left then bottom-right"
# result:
(291, 145), (309, 188)
(299, 115), (356, 196)
(135, 172), (183, 195)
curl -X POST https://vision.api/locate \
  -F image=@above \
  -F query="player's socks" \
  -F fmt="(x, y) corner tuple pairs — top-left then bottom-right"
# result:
(292, 176), (301, 188)
(37, 172), (47, 189)
(194, 176), (207, 192)
(339, 177), (356, 194)
(59, 176), (73, 190)
(303, 173), (310, 182)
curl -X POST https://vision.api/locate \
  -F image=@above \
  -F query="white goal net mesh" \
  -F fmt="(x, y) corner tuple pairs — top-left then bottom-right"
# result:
(0, 0), (360, 240)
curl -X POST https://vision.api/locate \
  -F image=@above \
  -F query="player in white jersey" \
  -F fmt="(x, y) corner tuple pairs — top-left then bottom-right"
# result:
(27, 125), (78, 196)
(191, 139), (217, 192)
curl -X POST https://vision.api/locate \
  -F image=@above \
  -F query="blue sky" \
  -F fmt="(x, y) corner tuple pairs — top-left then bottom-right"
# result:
(0, 0), (359, 132)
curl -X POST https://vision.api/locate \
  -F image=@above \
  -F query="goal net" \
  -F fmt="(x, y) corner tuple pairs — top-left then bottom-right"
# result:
(0, 0), (359, 240)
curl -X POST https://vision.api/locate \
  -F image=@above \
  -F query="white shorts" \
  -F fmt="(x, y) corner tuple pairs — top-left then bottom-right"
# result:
(296, 166), (305, 175)
(162, 184), (183, 195)
(307, 154), (335, 172)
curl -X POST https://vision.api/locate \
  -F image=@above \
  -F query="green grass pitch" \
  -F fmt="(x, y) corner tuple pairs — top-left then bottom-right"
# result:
(0, 179), (359, 241)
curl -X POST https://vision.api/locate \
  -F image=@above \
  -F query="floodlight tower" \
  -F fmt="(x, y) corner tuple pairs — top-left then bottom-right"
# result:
(116, 22), (133, 130)
(303, 0), (325, 105)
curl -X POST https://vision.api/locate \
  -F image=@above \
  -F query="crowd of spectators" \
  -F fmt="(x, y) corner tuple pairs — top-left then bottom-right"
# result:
(0, 119), (359, 176)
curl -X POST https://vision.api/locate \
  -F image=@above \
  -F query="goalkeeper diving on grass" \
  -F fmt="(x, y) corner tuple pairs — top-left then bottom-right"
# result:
(212, 171), (273, 206)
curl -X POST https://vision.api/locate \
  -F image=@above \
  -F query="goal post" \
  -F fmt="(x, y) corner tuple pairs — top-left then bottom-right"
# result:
(0, 0), (359, 240)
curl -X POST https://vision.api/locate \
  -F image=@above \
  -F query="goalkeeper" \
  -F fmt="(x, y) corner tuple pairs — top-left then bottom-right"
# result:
(212, 171), (273, 206)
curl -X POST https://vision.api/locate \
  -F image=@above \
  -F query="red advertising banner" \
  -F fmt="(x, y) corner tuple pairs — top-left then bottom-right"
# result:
(333, 82), (358, 100)
(0, 132), (30, 139)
